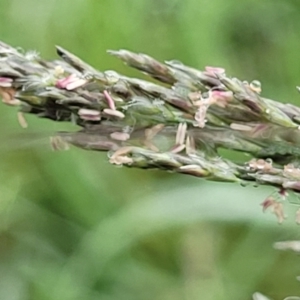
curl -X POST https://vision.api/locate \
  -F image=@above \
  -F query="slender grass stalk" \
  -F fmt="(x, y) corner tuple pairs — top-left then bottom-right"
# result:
(2, 41), (300, 211)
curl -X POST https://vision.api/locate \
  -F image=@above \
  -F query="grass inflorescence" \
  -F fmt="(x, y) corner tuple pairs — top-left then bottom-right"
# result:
(2, 41), (300, 222)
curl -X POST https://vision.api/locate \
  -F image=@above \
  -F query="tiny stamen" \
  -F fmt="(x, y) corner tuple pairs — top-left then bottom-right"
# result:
(17, 112), (28, 128)
(0, 87), (20, 106)
(170, 144), (185, 153)
(50, 136), (70, 151)
(145, 124), (164, 140)
(103, 90), (116, 110)
(175, 123), (187, 145)
(0, 77), (13, 87)
(103, 108), (125, 119)
(186, 136), (196, 155)
(78, 108), (101, 121)
(66, 78), (87, 90)
(109, 146), (134, 165)
(110, 132), (130, 141)
(144, 124), (164, 152)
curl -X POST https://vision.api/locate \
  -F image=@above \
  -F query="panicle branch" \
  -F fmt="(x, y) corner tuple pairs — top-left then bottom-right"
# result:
(2, 40), (300, 206)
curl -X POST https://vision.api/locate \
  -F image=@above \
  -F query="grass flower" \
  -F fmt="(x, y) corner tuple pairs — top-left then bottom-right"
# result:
(3, 40), (300, 221)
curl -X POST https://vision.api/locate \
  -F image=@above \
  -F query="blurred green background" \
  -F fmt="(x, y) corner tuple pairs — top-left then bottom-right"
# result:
(1, 1), (300, 299)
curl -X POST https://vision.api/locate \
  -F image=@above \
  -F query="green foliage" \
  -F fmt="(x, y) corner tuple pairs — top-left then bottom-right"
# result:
(1, 0), (300, 299)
